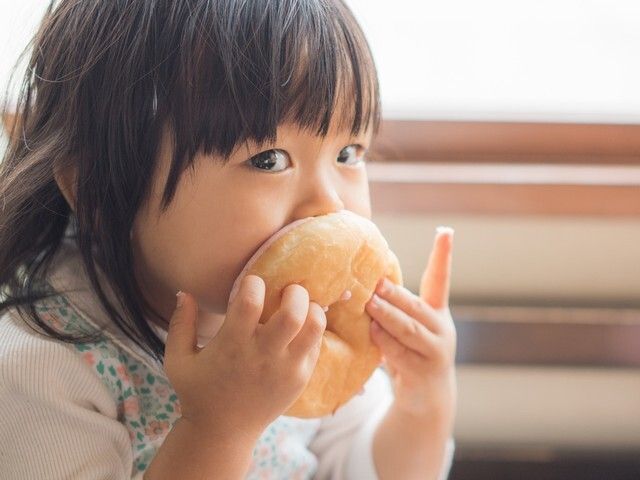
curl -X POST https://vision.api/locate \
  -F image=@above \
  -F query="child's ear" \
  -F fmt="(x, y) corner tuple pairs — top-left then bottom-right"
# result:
(53, 163), (78, 212)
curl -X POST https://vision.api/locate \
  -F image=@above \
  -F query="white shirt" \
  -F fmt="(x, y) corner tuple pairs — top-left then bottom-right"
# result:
(0, 239), (454, 479)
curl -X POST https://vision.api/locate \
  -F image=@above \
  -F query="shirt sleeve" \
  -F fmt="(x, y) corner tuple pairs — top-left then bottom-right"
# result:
(308, 367), (455, 480)
(0, 313), (135, 480)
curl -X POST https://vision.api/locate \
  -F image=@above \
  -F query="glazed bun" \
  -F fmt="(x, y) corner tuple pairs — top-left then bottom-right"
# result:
(229, 210), (403, 418)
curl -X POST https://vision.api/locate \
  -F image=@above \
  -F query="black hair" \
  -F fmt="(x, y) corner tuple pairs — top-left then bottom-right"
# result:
(0, 0), (380, 361)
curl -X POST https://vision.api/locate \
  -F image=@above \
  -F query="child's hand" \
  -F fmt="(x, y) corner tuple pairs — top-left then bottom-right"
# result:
(163, 275), (326, 438)
(365, 228), (456, 419)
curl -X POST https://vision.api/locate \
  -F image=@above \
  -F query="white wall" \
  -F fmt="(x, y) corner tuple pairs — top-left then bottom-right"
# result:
(2, 1), (640, 122)
(347, 0), (640, 122)
(0, 0), (50, 110)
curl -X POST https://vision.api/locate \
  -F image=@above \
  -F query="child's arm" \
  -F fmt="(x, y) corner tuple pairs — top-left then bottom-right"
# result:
(372, 386), (455, 479)
(366, 228), (457, 479)
(143, 415), (260, 479)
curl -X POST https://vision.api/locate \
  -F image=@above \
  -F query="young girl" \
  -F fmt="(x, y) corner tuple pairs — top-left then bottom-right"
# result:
(0, 1), (456, 479)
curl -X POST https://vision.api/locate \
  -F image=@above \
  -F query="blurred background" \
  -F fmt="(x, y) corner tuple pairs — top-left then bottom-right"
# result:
(2, 1), (640, 478)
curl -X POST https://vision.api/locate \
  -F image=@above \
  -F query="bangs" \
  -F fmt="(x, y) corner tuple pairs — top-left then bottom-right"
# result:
(163, 0), (379, 161)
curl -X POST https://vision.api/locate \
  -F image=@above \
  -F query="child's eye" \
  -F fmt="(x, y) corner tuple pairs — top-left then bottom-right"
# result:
(337, 145), (365, 166)
(248, 149), (290, 173)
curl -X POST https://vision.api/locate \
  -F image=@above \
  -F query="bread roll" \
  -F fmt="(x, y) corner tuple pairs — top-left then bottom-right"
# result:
(229, 209), (402, 418)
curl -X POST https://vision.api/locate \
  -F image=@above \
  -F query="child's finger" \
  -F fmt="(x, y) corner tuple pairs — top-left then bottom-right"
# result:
(374, 281), (442, 334)
(259, 284), (310, 353)
(370, 321), (429, 377)
(365, 294), (438, 354)
(419, 227), (454, 310)
(221, 274), (265, 340)
(287, 301), (327, 360)
(165, 291), (199, 360)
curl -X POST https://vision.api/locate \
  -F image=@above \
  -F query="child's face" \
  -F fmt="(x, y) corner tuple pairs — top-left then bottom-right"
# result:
(131, 122), (373, 322)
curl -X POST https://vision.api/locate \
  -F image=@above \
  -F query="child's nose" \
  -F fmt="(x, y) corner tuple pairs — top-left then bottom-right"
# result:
(292, 177), (345, 219)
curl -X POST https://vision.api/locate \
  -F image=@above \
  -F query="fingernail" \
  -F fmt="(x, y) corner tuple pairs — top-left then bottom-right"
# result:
(377, 278), (390, 295)
(436, 226), (455, 236)
(176, 291), (185, 308)
(369, 294), (381, 309)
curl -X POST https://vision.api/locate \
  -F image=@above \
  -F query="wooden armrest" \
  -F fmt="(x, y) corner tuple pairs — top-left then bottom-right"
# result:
(368, 162), (640, 216)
